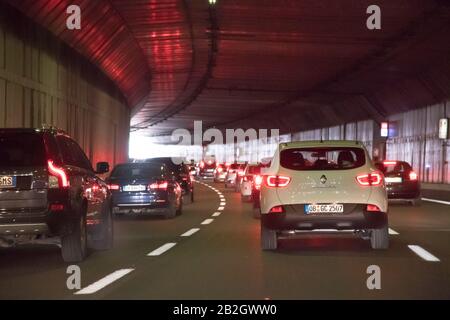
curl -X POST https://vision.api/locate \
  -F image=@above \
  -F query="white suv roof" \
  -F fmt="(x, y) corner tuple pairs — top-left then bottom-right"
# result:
(279, 140), (364, 149)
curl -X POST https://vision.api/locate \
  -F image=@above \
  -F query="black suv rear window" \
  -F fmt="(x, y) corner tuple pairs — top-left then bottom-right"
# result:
(111, 163), (164, 178)
(0, 132), (46, 167)
(280, 147), (366, 171)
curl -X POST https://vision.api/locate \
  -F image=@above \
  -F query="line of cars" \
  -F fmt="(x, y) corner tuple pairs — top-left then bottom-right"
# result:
(207, 141), (420, 251)
(0, 128), (195, 262)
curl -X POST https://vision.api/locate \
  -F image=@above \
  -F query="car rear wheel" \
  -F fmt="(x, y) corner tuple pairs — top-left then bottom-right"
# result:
(176, 197), (183, 216)
(261, 224), (277, 250)
(90, 207), (114, 251)
(61, 214), (88, 262)
(370, 225), (389, 249)
(164, 202), (177, 219)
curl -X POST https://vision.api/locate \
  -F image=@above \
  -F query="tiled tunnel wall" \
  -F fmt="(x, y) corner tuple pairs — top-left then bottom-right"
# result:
(0, 4), (130, 168)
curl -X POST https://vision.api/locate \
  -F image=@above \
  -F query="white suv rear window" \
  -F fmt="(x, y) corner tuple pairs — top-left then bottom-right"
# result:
(280, 147), (366, 171)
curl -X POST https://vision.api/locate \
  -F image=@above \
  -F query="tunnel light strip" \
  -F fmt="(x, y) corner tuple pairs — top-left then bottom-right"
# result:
(74, 269), (134, 295)
(147, 243), (177, 256)
(421, 198), (450, 206)
(408, 245), (440, 262)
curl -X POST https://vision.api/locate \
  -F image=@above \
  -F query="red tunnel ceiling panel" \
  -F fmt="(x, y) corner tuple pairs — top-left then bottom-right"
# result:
(7, 0), (450, 139)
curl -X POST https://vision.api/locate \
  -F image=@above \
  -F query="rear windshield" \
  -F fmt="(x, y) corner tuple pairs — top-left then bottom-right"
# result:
(380, 162), (412, 174)
(248, 166), (262, 174)
(110, 163), (164, 178)
(280, 147), (366, 171)
(0, 132), (46, 167)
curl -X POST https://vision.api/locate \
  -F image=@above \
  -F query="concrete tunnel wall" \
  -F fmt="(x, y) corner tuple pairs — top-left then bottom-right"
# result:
(0, 4), (130, 169)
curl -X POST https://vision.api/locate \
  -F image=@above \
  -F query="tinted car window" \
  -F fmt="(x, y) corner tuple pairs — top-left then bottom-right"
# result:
(248, 165), (262, 174)
(111, 163), (165, 178)
(280, 147), (366, 170)
(68, 139), (93, 171)
(382, 162), (412, 174)
(0, 132), (46, 167)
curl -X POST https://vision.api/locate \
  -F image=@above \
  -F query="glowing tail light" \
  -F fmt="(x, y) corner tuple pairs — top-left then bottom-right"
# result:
(149, 181), (168, 190)
(269, 205), (284, 213)
(200, 161), (205, 169)
(238, 170), (245, 176)
(217, 167), (223, 173)
(107, 184), (120, 190)
(254, 175), (263, 189)
(383, 161), (397, 166)
(366, 204), (381, 212)
(356, 172), (383, 186)
(409, 171), (418, 181)
(47, 160), (69, 188)
(265, 175), (291, 187)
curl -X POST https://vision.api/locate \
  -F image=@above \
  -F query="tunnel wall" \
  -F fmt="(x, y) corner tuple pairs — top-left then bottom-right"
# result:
(0, 4), (130, 168)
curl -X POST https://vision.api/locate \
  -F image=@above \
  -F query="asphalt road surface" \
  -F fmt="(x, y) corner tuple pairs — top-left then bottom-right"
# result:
(0, 180), (449, 299)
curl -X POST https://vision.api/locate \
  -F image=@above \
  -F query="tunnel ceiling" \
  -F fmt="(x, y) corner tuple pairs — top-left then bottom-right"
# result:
(6, 0), (450, 140)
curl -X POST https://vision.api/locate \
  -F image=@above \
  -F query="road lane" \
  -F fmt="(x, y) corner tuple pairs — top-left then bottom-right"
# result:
(98, 181), (450, 300)
(0, 181), (221, 299)
(1, 180), (449, 299)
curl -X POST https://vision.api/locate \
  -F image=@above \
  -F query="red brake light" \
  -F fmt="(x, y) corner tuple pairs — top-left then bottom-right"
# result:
(269, 205), (284, 213)
(238, 170), (245, 176)
(200, 161), (205, 168)
(47, 160), (69, 188)
(217, 167), (223, 173)
(254, 175), (263, 189)
(409, 171), (418, 181)
(265, 175), (291, 187)
(366, 204), (381, 212)
(149, 181), (168, 190)
(107, 184), (119, 190)
(356, 172), (383, 186)
(50, 204), (64, 211)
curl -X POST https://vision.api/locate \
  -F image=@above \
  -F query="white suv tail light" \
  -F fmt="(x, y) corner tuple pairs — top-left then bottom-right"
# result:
(356, 172), (383, 186)
(264, 175), (291, 187)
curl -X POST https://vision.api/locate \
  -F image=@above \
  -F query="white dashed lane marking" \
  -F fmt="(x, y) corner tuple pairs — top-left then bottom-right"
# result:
(201, 218), (214, 225)
(388, 228), (399, 235)
(212, 212), (221, 217)
(421, 198), (450, 206)
(181, 228), (200, 237)
(408, 245), (440, 262)
(147, 243), (177, 256)
(218, 206), (224, 211)
(74, 269), (134, 295)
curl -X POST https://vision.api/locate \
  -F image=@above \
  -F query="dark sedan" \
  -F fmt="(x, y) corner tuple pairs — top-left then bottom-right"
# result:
(376, 160), (421, 206)
(106, 163), (183, 219)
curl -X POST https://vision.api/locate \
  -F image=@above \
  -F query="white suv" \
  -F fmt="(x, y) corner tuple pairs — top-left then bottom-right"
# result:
(260, 140), (388, 250)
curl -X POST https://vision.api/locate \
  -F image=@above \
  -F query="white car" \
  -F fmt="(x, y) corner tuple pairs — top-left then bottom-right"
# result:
(259, 140), (388, 250)
(240, 164), (266, 202)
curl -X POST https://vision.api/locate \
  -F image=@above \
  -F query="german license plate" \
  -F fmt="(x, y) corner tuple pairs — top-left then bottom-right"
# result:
(123, 185), (146, 192)
(305, 204), (344, 214)
(0, 176), (16, 188)
(385, 177), (402, 183)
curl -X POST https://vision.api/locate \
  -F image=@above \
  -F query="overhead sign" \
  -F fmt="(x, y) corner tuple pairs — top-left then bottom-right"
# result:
(439, 118), (449, 139)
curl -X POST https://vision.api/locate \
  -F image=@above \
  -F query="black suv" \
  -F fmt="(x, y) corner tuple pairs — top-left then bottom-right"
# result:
(144, 157), (194, 204)
(0, 128), (113, 262)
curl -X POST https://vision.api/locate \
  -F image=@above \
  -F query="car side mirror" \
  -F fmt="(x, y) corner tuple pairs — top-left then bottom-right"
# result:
(96, 162), (109, 174)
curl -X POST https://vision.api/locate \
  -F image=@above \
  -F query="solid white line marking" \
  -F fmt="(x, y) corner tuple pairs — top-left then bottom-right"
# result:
(212, 212), (221, 217)
(181, 228), (200, 237)
(408, 245), (440, 262)
(422, 198), (450, 206)
(220, 202), (226, 206)
(147, 243), (177, 256)
(201, 218), (214, 225)
(74, 269), (134, 295)
(218, 206), (224, 211)
(389, 228), (399, 235)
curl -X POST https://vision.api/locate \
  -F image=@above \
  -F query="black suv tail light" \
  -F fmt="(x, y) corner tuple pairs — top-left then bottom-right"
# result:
(47, 160), (69, 188)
